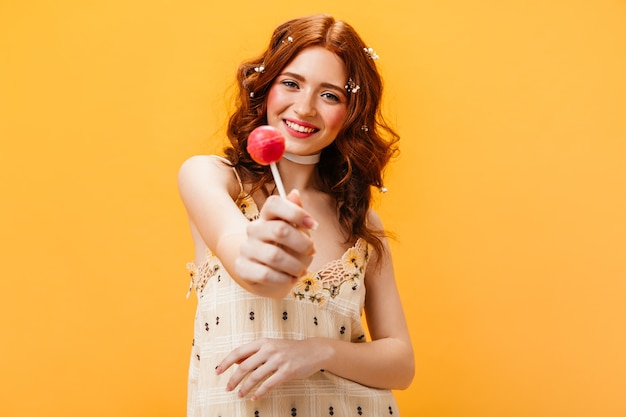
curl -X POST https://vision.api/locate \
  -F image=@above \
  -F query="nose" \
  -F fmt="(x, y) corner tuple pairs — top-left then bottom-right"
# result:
(293, 90), (317, 117)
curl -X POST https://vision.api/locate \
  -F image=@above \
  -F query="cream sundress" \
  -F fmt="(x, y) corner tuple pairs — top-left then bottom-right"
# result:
(186, 165), (400, 417)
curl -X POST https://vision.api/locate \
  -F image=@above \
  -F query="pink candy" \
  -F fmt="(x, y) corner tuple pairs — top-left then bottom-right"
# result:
(246, 125), (287, 198)
(247, 126), (286, 165)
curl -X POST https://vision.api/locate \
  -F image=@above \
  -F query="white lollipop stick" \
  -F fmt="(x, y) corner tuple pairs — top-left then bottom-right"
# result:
(270, 162), (287, 199)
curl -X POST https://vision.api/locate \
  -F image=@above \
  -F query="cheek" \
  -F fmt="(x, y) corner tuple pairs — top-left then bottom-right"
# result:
(324, 107), (348, 131)
(266, 87), (284, 116)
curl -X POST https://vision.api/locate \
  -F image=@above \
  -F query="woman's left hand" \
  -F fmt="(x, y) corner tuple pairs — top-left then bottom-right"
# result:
(216, 338), (330, 400)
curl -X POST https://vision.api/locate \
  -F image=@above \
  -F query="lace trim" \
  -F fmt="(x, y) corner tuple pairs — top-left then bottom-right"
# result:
(292, 238), (371, 306)
(187, 239), (371, 302)
(186, 249), (221, 299)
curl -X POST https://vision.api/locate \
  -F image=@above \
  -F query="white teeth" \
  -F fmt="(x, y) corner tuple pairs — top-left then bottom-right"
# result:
(285, 120), (316, 133)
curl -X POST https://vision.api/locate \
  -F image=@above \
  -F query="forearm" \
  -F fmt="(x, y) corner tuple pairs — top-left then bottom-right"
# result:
(179, 156), (311, 300)
(311, 336), (414, 390)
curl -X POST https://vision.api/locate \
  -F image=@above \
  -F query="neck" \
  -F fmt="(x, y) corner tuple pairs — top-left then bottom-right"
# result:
(282, 152), (321, 165)
(277, 157), (320, 191)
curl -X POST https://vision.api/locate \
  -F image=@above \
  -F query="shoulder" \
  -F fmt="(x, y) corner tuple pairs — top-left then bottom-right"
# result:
(366, 208), (385, 232)
(364, 208), (391, 266)
(178, 155), (240, 201)
(178, 155), (232, 178)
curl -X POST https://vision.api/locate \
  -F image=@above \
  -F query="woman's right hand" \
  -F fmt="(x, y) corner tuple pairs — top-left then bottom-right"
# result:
(235, 189), (317, 299)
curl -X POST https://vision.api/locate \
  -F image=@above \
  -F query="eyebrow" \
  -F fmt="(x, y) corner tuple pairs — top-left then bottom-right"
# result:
(280, 72), (346, 95)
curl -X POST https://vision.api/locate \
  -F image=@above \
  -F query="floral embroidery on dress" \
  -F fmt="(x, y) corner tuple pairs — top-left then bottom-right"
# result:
(238, 194), (259, 220)
(293, 238), (371, 305)
(186, 248), (220, 298)
(293, 271), (327, 305)
(342, 244), (369, 279)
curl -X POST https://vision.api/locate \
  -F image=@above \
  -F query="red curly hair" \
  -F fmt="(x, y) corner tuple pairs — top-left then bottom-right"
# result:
(224, 14), (399, 258)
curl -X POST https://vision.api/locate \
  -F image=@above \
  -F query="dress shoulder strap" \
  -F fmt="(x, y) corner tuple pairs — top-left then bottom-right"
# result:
(213, 155), (244, 195)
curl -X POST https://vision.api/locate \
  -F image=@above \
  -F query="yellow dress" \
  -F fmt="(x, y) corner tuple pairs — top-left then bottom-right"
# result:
(186, 169), (400, 417)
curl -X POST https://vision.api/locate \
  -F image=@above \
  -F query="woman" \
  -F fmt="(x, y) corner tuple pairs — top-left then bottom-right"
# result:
(179, 14), (414, 416)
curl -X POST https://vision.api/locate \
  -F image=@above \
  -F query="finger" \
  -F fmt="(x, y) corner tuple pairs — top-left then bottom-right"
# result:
(261, 195), (318, 230)
(287, 189), (302, 207)
(287, 190), (319, 230)
(217, 340), (261, 376)
(250, 369), (286, 400)
(247, 220), (315, 257)
(240, 237), (308, 278)
(236, 362), (276, 398)
(225, 349), (274, 395)
(234, 256), (298, 286)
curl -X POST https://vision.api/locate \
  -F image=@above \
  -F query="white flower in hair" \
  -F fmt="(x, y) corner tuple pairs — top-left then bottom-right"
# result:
(364, 47), (379, 60)
(345, 78), (360, 94)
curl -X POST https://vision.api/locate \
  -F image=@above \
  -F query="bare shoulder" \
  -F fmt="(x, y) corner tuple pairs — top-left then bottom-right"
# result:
(178, 155), (233, 183)
(178, 155), (239, 200)
(366, 209), (385, 233)
(364, 208), (393, 270)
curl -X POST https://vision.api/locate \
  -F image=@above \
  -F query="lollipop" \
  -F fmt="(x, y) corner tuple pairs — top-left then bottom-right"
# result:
(247, 125), (287, 198)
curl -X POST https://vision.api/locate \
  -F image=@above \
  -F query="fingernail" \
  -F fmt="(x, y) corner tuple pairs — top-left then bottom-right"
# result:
(304, 216), (319, 230)
(215, 365), (221, 374)
(238, 391), (244, 398)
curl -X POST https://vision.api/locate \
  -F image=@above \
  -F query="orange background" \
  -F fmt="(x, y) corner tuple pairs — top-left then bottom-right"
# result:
(1, 1), (625, 416)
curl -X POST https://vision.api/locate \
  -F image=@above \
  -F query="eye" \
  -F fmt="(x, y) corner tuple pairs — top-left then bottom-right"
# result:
(321, 92), (341, 103)
(281, 80), (299, 89)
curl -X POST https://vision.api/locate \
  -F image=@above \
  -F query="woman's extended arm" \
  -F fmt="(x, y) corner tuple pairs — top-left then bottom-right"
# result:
(178, 155), (317, 299)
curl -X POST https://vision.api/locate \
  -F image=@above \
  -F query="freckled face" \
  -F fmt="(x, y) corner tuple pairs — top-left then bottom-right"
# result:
(266, 46), (348, 156)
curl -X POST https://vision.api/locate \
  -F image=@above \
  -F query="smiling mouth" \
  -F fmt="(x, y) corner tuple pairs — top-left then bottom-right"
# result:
(284, 119), (319, 134)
